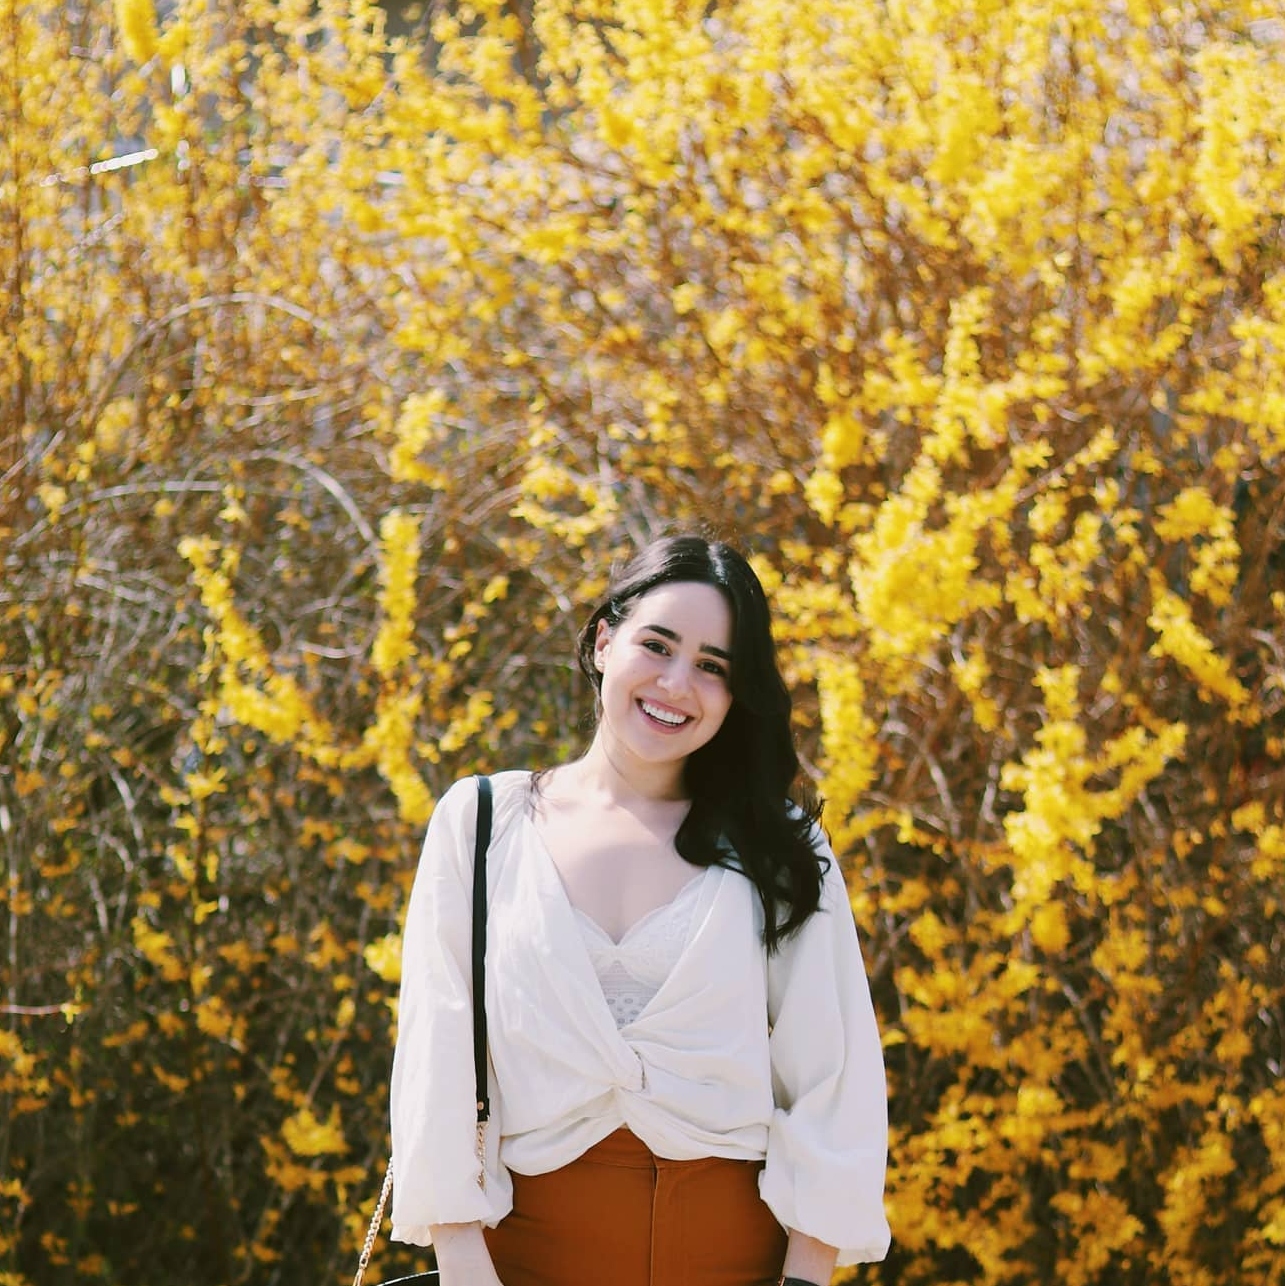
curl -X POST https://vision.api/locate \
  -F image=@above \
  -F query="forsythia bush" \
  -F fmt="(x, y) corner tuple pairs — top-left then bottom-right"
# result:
(2, 0), (1283, 1282)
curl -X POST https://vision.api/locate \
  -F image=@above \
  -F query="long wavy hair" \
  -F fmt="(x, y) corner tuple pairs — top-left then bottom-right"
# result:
(574, 535), (828, 953)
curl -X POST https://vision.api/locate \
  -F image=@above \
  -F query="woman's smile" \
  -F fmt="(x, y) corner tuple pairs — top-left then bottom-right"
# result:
(637, 698), (692, 729)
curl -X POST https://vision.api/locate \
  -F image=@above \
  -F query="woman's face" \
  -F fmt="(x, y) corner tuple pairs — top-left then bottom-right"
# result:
(592, 580), (735, 779)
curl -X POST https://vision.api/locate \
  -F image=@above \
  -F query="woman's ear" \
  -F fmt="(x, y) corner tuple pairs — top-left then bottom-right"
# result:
(593, 618), (611, 672)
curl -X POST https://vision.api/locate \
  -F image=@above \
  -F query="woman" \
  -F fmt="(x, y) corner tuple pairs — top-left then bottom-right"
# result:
(390, 535), (890, 1286)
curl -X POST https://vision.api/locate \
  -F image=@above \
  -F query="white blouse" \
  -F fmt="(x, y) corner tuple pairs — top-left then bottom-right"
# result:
(389, 771), (891, 1266)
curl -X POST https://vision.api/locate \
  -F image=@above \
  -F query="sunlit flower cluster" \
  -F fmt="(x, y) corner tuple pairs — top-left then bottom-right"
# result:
(371, 510), (422, 679)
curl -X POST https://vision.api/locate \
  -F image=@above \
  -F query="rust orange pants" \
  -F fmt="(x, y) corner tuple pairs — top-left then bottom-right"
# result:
(483, 1128), (787, 1286)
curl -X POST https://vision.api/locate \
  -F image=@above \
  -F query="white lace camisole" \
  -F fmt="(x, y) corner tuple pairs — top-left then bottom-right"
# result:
(574, 872), (707, 1028)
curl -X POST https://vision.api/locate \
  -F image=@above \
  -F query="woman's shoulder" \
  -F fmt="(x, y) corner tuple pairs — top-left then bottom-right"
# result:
(486, 769), (534, 834)
(436, 767), (530, 799)
(420, 771), (532, 878)
(434, 768), (532, 835)
(485, 767), (535, 795)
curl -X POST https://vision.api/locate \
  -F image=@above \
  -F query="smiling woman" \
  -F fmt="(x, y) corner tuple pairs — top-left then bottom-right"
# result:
(389, 535), (891, 1286)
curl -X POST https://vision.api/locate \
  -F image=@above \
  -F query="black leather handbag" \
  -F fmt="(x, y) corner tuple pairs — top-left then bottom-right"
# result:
(352, 775), (494, 1286)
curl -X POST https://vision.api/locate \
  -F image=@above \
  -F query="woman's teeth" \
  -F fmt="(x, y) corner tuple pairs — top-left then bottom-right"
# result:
(641, 701), (688, 726)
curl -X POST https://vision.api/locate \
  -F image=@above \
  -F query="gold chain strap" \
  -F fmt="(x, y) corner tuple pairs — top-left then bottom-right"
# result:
(353, 1160), (395, 1286)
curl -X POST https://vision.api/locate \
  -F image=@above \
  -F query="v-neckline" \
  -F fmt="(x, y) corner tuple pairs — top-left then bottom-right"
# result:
(523, 811), (708, 946)
(570, 873), (707, 947)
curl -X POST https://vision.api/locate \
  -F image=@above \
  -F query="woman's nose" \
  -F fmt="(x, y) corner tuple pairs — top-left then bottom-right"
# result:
(657, 661), (693, 697)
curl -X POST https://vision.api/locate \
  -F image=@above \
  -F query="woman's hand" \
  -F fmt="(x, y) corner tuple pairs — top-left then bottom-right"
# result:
(779, 1228), (838, 1285)
(428, 1221), (505, 1286)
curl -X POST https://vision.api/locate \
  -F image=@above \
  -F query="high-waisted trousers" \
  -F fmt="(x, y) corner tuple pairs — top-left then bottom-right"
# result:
(483, 1128), (788, 1286)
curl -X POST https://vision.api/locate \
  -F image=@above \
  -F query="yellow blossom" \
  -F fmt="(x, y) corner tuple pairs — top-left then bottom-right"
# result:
(281, 1104), (348, 1158)
(371, 510), (421, 678)
(115, 0), (159, 63)
(363, 934), (403, 984)
(1148, 581), (1250, 708)
(389, 391), (450, 486)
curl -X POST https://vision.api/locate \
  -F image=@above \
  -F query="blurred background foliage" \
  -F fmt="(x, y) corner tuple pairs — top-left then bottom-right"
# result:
(2, 0), (1283, 1282)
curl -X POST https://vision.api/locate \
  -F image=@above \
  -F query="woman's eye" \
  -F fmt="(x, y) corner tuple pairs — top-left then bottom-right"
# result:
(642, 639), (668, 655)
(699, 661), (729, 679)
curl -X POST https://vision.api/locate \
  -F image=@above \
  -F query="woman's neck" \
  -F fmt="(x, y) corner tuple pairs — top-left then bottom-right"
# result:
(564, 737), (688, 806)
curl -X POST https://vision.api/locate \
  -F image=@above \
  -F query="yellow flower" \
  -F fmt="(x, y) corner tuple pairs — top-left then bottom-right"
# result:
(364, 934), (403, 984)
(281, 1104), (348, 1158)
(37, 484), (68, 522)
(131, 917), (186, 982)
(371, 511), (422, 678)
(816, 651), (879, 845)
(184, 766), (227, 801)
(1148, 581), (1250, 708)
(115, 0), (159, 63)
(1029, 902), (1070, 953)
(389, 391), (449, 486)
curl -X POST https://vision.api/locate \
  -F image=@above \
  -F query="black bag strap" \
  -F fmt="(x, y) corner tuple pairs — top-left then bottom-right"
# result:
(471, 774), (492, 1124)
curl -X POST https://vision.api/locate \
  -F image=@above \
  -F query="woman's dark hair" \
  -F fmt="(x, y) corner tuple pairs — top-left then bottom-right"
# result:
(574, 534), (828, 952)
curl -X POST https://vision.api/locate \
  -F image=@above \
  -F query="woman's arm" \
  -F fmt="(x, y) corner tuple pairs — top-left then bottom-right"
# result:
(428, 1223), (506, 1286)
(391, 779), (511, 1240)
(780, 1227), (839, 1283)
(760, 841), (891, 1266)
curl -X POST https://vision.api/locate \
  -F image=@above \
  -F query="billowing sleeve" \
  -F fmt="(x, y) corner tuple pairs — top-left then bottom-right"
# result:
(390, 777), (510, 1244)
(759, 833), (891, 1265)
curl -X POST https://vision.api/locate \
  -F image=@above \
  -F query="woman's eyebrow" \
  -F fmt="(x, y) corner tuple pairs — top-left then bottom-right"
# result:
(642, 623), (732, 661)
